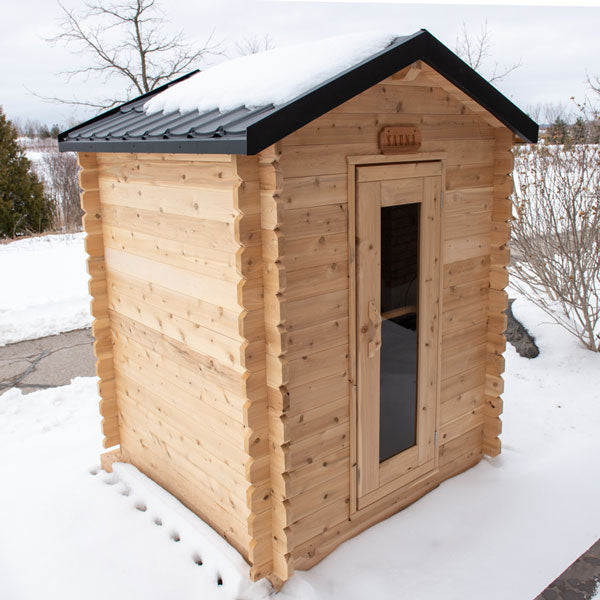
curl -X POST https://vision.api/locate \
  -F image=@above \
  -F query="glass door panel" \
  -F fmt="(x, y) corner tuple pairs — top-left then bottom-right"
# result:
(354, 162), (442, 508)
(379, 202), (420, 462)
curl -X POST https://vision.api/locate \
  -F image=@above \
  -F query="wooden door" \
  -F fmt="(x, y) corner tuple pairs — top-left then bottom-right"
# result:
(355, 161), (442, 510)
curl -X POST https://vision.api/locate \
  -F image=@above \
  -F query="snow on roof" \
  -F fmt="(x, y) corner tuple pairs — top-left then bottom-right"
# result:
(144, 32), (398, 115)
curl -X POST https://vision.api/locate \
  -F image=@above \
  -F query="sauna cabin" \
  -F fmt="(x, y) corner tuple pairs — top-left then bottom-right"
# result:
(58, 30), (538, 587)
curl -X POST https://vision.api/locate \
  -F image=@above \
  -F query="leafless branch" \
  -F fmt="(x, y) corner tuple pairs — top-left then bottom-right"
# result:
(587, 72), (600, 97)
(234, 34), (275, 56)
(37, 0), (223, 111)
(455, 21), (522, 83)
(510, 142), (600, 351)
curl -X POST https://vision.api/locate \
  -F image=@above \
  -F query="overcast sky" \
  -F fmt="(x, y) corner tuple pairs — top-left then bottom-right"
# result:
(2, 0), (600, 127)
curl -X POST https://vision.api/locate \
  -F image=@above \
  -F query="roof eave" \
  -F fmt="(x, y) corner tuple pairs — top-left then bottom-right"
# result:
(58, 137), (247, 155)
(57, 70), (200, 149)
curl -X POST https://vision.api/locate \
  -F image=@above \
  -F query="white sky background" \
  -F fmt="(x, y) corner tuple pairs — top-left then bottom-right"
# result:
(2, 0), (600, 127)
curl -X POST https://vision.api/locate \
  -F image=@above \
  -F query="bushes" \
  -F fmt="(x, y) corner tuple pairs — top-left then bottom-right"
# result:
(0, 108), (54, 238)
(510, 142), (600, 351)
(41, 150), (83, 232)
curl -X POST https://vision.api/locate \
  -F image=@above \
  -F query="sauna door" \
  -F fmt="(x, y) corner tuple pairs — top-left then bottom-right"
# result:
(355, 162), (442, 510)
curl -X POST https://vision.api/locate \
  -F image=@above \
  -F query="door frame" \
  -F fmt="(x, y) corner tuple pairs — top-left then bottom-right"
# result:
(347, 152), (446, 515)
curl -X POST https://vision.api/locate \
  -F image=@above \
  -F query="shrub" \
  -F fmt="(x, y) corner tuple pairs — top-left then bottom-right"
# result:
(41, 150), (83, 231)
(510, 142), (600, 351)
(0, 107), (54, 237)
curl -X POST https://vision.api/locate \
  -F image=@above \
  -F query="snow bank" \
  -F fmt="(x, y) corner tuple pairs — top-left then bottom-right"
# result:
(0, 233), (92, 346)
(144, 32), (398, 115)
(0, 378), (270, 600)
(112, 463), (270, 599)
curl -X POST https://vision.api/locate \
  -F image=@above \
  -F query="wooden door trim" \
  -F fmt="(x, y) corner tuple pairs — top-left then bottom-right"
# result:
(347, 154), (445, 516)
(358, 460), (438, 510)
(348, 152), (447, 165)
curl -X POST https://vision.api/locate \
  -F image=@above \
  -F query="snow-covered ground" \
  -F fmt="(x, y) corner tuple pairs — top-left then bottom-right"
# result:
(0, 233), (92, 346)
(0, 292), (598, 599)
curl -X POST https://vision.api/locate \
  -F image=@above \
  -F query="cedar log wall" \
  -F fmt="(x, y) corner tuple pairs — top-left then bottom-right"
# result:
(261, 66), (512, 574)
(79, 64), (512, 585)
(87, 152), (273, 579)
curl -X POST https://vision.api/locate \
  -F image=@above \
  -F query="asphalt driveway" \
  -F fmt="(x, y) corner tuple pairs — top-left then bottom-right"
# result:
(0, 328), (95, 394)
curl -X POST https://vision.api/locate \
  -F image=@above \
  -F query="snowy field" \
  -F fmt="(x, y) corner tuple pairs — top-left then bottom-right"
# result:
(0, 288), (599, 599)
(0, 233), (92, 346)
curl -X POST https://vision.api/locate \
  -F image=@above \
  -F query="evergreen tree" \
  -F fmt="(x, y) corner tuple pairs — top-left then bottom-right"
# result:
(547, 116), (570, 145)
(571, 117), (587, 144)
(0, 107), (53, 238)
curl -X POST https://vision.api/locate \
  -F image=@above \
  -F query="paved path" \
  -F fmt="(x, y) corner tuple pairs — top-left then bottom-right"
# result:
(0, 328), (95, 394)
(535, 539), (600, 600)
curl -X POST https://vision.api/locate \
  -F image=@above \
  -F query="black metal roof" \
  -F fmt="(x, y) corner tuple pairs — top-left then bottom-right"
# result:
(58, 29), (538, 155)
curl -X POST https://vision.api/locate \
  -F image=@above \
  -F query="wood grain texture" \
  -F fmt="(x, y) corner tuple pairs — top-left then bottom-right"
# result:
(78, 152), (118, 448)
(483, 128), (514, 457)
(94, 153), (270, 575)
(232, 155), (273, 581)
(258, 145), (293, 582)
(275, 68), (503, 571)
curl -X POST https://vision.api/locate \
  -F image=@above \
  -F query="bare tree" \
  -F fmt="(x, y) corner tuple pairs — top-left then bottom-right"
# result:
(41, 150), (83, 231)
(587, 73), (600, 98)
(234, 34), (275, 56)
(455, 21), (522, 83)
(37, 0), (222, 110)
(510, 142), (600, 351)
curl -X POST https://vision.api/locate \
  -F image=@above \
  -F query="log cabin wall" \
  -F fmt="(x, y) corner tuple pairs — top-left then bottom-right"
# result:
(261, 67), (510, 571)
(83, 152), (272, 575)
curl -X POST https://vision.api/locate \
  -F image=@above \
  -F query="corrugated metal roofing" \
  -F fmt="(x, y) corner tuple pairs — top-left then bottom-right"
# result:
(58, 30), (538, 155)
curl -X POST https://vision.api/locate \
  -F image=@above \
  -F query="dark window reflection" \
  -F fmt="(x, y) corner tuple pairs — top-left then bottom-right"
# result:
(379, 203), (419, 463)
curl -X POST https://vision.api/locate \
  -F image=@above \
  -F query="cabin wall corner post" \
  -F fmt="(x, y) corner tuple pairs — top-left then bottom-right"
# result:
(78, 151), (119, 449)
(257, 144), (294, 585)
(484, 128), (514, 457)
(232, 155), (274, 582)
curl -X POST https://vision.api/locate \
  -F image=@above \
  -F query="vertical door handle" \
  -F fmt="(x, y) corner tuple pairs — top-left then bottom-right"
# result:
(368, 300), (382, 358)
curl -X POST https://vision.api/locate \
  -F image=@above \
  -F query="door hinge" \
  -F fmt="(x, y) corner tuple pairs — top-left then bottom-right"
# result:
(434, 430), (438, 446)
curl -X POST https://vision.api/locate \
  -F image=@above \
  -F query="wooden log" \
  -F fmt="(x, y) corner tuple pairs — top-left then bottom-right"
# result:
(483, 129), (514, 456)
(285, 261), (348, 302)
(258, 145), (292, 583)
(443, 278), (489, 311)
(282, 113), (495, 148)
(286, 289), (348, 331)
(282, 204), (348, 241)
(78, 152), (118, 449)
(440, 384), (485, 425)
(121, 432), (252, 555)
(443, 255), (491, 288)
(103, 223), (263, 281)
(100, 448), (122, 473)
